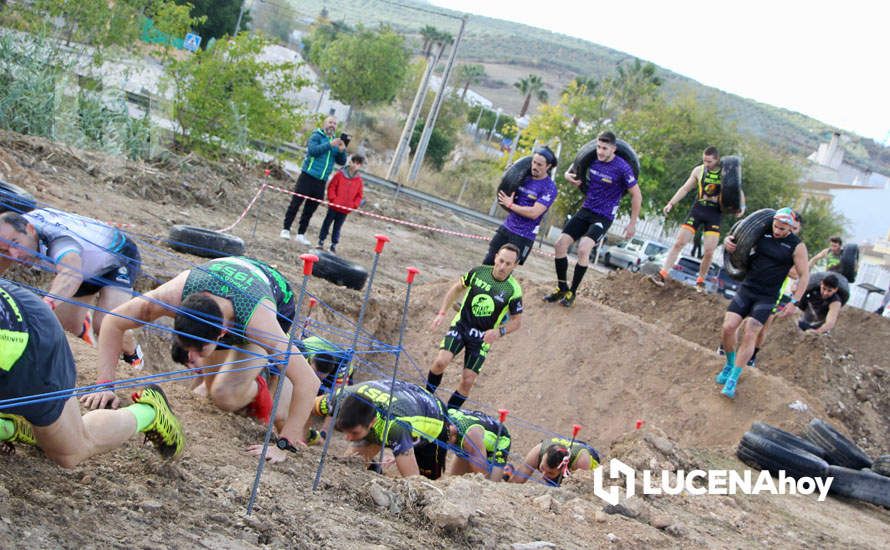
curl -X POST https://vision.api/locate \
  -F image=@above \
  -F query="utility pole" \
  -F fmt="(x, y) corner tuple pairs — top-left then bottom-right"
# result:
(388, 42), (445, 186)
(234, 0), (247, 35)
(407, 15), (467, 183)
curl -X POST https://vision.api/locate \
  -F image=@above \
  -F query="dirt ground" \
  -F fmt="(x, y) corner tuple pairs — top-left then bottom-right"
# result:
(1, 131), (889, 549)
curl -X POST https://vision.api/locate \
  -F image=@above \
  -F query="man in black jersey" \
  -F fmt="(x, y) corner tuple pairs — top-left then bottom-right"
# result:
(426, 244), (523, 410)
(716, 208), (809, 399)
(797, 274), (842, 334)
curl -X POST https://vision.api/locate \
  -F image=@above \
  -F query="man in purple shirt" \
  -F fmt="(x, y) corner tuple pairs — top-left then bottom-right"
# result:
(484, 146), (559, 265)
(544, 131), (642, 307)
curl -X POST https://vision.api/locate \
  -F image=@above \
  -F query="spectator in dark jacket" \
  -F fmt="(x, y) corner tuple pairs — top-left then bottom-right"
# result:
(318, 155), (364, 253)
(281, 116), (348, 245)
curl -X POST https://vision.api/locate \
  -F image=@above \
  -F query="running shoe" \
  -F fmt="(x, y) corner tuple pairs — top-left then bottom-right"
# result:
(131, 385), (185, 459)
(279, 229), (291, 240)
(721, 378), (738, 399)
(543, 289), (567, 303)
(559, 290), (576, 308)
(747, 357), (756, 368)
(0, 413), (37, 446)
(80, 314), (95, 347)
(122, 344), (144, 370)
(715, 364), (733, 385)
(306, 428), (324, 446)
(695, 279), (706, 293)
(647, 272), (666, 287)
(295, 234), (311, 246)
(717, 343), (725, 356)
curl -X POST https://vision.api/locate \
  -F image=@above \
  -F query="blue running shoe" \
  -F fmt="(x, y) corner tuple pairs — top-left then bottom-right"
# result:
(715, 364), (733, 384)
(721, 378), (738, 398)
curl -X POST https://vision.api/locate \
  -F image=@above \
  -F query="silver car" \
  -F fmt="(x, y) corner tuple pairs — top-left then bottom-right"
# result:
(604, 238), (668, 270)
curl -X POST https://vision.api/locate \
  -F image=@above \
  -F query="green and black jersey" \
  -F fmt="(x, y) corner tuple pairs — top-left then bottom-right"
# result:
(447, 408), (511, 465)
(181, 257), (294, 344)
(318, 380), (446, 456)
(538, 437), (600, 470)
(452, 266), (523, 333)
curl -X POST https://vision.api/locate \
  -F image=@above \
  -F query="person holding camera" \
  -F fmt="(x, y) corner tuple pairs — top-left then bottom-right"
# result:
(281, 116), (348, 245)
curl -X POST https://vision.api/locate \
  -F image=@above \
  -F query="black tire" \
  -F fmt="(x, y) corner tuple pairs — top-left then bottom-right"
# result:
(718, 156), (743, 214)
(497, 156), (532, 211)
(168, 225), (245, 259)
(839, 243), (858, 283)
(722, 208), (775, 281)
(807, 272), (850, 305)
(0, 180), (37, 213)
(802, 419), (872, 470)
(737, 431), (829, 478)
(750, 422), (829, 460)
(569, 139), (640, 194)
(825, 465), (890, 507)
(872, 455), (890, 477)
(307, 249), (367, 291)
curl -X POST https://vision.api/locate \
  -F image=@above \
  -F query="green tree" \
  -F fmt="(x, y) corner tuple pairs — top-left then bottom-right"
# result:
(605, 58), (663, 114)
(514, 74), (549, 118)
(456, 64), (486, 100)
(302, 17), (353, 67)
(409, 121), (452, 170)
(248, 0), (298, 43)
(167, 32), (310, 157)
(797, 199), (848, 255)
(175, 0), (248, 40)
(318, 26), (408, 115)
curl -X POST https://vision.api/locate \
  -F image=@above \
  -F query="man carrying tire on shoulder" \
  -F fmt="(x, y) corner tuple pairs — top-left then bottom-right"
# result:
(796, 273), (843, 334)
(426, 244), (523, 411)
(0, 279), (184, 465)
(0, 208), (144, 368)
(808, 236), (843, 273)
(649, 146), (746, 291)
(717, 208), (809, 398)
(484, 146), (559, 266)
(81, 256), (320, 463)
(544, 131), (642, 308)
(281, 116), (348, 246)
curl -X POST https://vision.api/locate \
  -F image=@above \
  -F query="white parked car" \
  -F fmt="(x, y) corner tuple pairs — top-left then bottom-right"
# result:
(604, 238), (668, 270)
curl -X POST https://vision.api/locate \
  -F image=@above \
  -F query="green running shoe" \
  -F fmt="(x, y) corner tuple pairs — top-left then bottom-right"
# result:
(132, 385), (185, 460)
(0, 413), (37, 446)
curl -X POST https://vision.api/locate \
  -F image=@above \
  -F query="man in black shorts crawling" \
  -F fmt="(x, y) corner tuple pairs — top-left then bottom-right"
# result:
(426, 244), (523, 410)
(544, 131), (642, 307)
(0, 278), (183, 465)
(316, 379), (449, 479)
(796, 273), (843, 334)
(717, 208), (809, 399)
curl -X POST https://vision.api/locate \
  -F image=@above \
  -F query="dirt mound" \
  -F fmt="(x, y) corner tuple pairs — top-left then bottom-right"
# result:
(589, 270), (890, 455)
(2, 131), (890, 548)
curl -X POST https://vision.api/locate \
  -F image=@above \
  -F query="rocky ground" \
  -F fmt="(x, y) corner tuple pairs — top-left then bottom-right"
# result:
(1, 131), (888, 548)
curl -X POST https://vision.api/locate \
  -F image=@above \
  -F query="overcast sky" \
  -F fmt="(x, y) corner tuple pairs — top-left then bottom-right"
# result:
(430, 0), (889, 144)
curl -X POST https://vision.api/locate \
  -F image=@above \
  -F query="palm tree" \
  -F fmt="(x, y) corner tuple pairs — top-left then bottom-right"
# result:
(419, 25), (442, 57)
(457, 64), (486, 100)
(514, 74), (548, 117)
(563, 76), (600, 126)
(608, 58), (663, 111)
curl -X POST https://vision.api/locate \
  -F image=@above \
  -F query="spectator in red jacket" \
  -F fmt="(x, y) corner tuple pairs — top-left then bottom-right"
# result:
(318, 155), (364, 253)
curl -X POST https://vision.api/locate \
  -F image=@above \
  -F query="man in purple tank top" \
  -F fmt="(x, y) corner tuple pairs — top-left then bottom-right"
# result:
(544, 131), (642, 307)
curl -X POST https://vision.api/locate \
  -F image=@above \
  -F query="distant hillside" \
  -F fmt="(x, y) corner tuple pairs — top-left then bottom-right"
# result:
(283, 0), (890, 174)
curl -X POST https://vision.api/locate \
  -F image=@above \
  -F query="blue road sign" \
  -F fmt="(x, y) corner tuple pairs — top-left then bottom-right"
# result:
(184, 32), (201, 52)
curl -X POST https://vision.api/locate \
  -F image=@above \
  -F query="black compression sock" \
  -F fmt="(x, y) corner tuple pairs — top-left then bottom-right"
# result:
(571, 265), (588, 293)
(447, 391), (467, 410)
(555, 257), (569, 291)
(426, 372), (443, 393)
(751, 347), (760, 361)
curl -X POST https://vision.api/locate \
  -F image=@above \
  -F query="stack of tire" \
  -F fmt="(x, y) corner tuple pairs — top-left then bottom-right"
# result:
(736, 419), (890, 507)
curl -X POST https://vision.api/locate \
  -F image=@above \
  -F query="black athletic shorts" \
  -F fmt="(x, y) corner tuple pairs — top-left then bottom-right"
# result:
(414, 423), (450, 480)
(682, 201), (722, 235)
(0, 281), (75, 426)
(483, 226), (534, 266)
(440, 323), (490, 374)
(73, 236), (142, 297)
(727, 286), (776, 325)
(562, 208), (612, 243)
